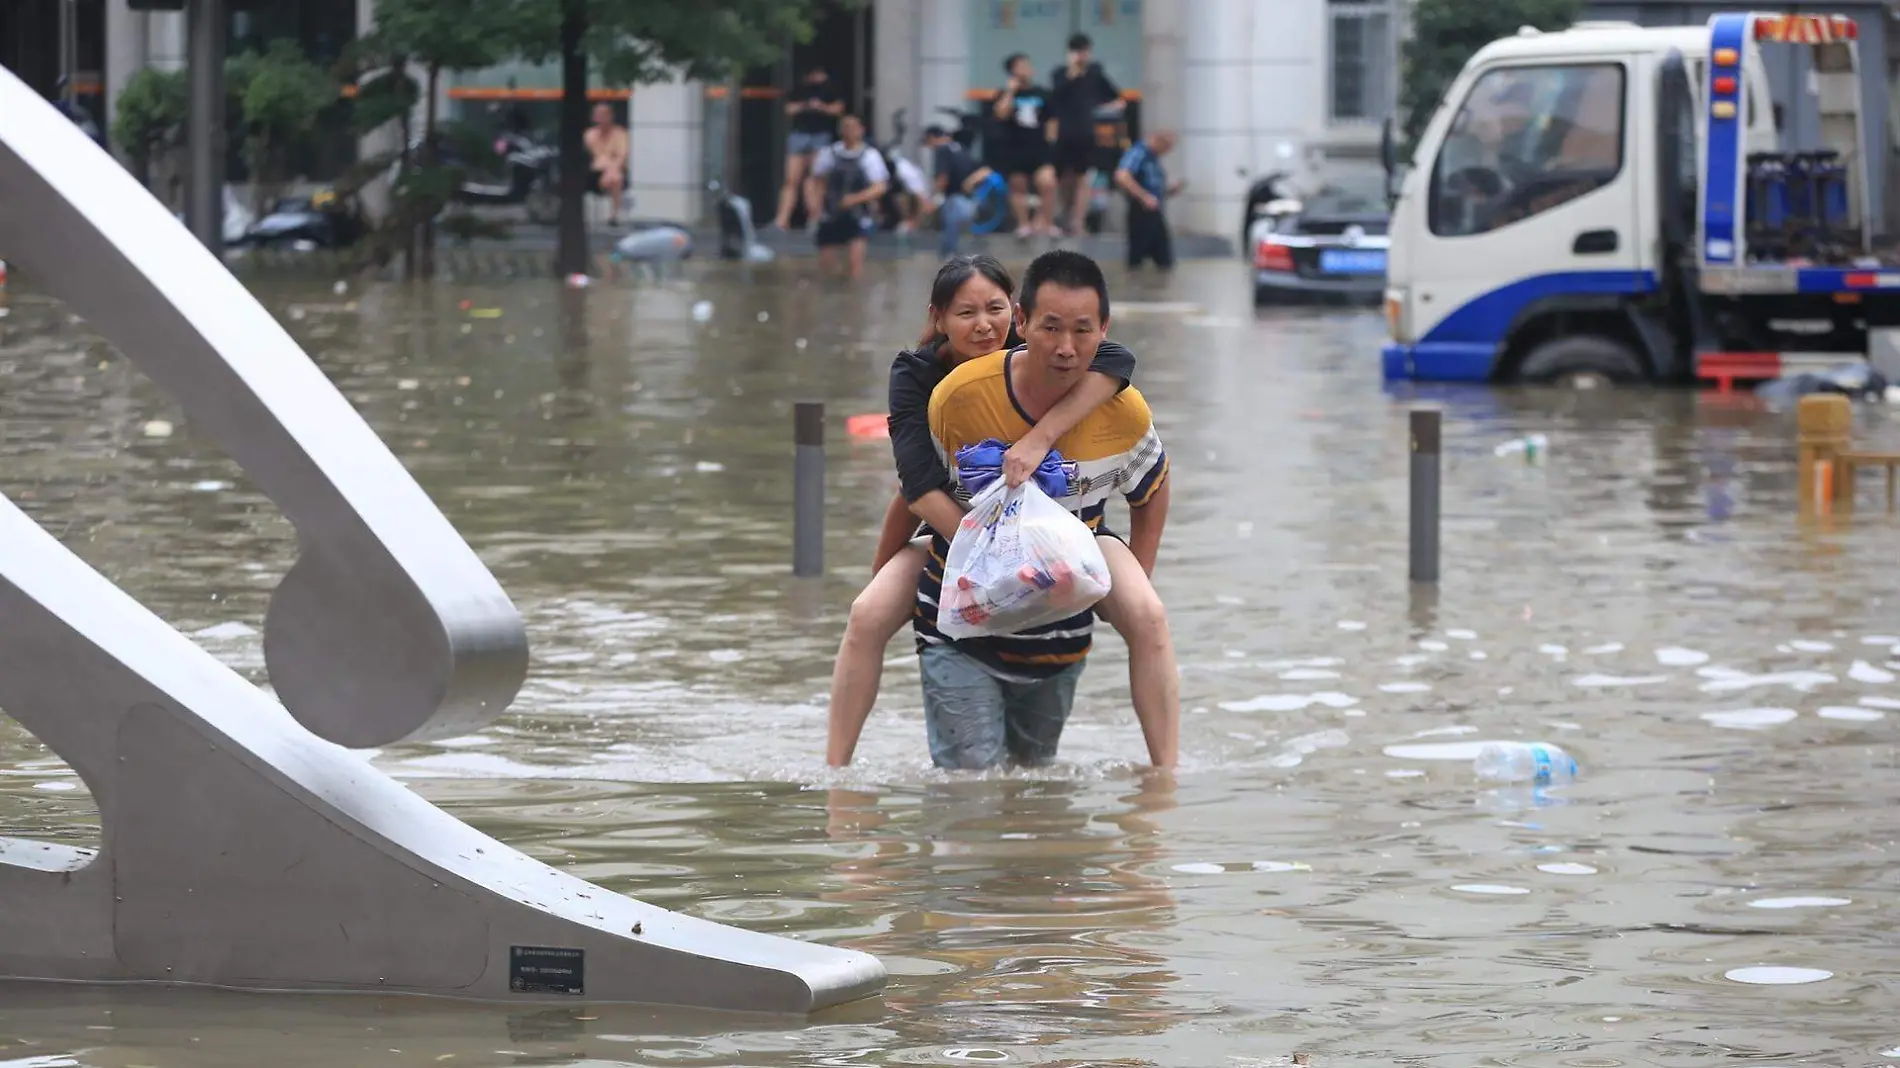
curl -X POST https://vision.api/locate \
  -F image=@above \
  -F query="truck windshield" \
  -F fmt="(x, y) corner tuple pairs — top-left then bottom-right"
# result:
(1428, 63), (1625, 237)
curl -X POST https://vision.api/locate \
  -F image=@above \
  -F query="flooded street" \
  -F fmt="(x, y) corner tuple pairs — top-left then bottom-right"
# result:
(3, 256), (1900, 1066)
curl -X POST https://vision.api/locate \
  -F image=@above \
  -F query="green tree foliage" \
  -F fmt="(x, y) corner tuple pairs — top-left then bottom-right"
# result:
(1400, 0), (1581, 146)
(343, 0), (519, 277)
(226, 40), (340, 209)
(508, 0), (843, 275)
(111, 66), (188, 188)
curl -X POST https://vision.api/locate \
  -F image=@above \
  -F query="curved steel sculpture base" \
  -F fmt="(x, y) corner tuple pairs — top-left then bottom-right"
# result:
(0, 67), (883, 1012)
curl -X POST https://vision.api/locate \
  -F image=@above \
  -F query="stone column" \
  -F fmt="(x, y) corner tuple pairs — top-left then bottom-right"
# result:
(103, 0), (148, 154)
(145, 9), (187, 71)
(629, 78), (704, 222)
(872, 0), (919, 151)
(1150, 0), (1324, 237)
(917, 0), (970, 143)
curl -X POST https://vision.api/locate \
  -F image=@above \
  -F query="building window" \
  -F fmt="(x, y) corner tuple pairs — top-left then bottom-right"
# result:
(1329, 0), (1391, 124)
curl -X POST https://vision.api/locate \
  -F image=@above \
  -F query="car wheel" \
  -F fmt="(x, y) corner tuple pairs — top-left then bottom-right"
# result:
(1253, 286), (1278, 308)
(1514, 335), (1645, 389)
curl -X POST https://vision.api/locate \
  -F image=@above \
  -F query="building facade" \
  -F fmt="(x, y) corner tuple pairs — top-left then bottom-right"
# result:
(33, 0), (1898, 240)
(34, 0), (1400, 236)
(871, 0), (1401, 237)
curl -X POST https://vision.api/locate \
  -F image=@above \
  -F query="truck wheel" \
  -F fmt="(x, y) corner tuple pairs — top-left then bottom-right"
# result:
(1514, 335), (1645, 389)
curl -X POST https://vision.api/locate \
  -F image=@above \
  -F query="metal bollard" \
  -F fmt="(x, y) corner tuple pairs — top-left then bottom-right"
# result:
(1409, 408), (1441, 584)
(793, 401), (825, 577)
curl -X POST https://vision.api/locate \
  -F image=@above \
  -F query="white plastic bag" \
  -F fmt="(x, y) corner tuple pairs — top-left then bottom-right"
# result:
(936, 481), (1112, 640)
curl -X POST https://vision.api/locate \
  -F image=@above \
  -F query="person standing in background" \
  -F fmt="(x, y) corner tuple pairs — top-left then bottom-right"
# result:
(1049, 34), (1125, 237)
(991, 54), (1058, 239)
(775, 66), (845, 231)
(808, 114), (890, 280)
(582, 103), (630, 228)
(1114, 130), (1184, 272)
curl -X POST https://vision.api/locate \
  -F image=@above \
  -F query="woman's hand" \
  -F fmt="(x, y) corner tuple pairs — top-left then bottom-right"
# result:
(1003, 432), (1053, 488)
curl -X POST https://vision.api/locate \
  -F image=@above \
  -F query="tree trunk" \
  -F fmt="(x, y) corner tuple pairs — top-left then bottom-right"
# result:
(399, 86), (415, 280)
(555, 0), (589, 278)
(420, 62), (441, 280)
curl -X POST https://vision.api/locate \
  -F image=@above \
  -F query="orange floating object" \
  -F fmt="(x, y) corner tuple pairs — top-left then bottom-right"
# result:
(845, 413), (889, 438)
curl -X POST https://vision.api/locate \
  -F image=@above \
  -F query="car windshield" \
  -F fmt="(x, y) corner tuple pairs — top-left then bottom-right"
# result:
(1305, 179), (1387, 216)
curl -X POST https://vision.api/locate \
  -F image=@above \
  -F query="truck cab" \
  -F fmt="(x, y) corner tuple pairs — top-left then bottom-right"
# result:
(1382, 12), (1898, 387)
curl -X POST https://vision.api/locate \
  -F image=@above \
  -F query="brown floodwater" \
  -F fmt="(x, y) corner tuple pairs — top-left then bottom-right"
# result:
(1, 257), (1899, 1067)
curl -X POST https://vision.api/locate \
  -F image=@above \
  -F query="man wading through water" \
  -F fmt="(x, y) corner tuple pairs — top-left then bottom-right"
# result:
(807, 114), (890, 280)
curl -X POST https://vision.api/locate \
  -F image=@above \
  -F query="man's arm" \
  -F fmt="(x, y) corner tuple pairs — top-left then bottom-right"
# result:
(1097, 68), (1127, 113)
(1115, 166), (1157, 209)
(907, 489), (965, 541)
(1002, 371), (1119, 486)
(841, 180), (888, 209)
(992, 84), (1017, 120)
(1127, 478), (1169, 576)
(841, 153), (891, 209)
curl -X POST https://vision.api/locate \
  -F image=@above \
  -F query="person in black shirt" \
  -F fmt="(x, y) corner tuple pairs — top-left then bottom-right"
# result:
(991, 54), (1058, 238)
(774, 66), (845, 230)
(1049, 34), (1126, 236)
(824, 255), (1182, 768)
(925, 124), (996, 256)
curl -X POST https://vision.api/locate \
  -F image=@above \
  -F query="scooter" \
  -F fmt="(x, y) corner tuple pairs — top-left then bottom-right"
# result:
(1238, 170), (1301, 251)
(711, 180), (774, 262)
(411, 129), (561, 224)
(239, 189), (365, 251)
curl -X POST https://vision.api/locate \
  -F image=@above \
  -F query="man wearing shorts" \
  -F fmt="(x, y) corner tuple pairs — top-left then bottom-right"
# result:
(990, 54), (1057, 238)
(808, 114), (889, 279)
(913, 250), (1171, 770)
(1049, 34), (1125, 236)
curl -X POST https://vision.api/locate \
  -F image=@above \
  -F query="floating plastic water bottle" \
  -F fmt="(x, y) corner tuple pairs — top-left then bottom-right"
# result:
(1493, 433), (1549, 461)
(1473, 741), (1578, 785)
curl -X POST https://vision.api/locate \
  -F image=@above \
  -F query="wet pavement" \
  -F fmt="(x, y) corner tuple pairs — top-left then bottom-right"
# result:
(2, 258), (1899, 1066)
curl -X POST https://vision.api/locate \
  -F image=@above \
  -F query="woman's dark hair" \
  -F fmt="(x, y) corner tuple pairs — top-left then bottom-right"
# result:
(916, 255), (1015, 347)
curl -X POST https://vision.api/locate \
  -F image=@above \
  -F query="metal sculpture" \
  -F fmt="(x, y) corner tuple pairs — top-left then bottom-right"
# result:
(0, 66), (883, 1012)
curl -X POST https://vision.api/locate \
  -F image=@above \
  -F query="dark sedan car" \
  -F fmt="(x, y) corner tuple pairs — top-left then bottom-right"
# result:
(1249, 176), (1389, 305)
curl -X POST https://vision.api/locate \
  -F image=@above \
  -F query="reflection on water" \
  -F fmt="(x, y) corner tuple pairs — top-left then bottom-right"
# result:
(3, 260), (1900, 1065)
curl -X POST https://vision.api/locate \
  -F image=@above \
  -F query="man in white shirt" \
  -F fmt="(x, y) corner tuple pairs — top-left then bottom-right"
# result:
(806, 114), (890, 280)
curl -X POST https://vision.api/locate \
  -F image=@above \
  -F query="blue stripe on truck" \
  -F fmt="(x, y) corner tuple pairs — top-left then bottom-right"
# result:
(1387, 270), (1660, 381)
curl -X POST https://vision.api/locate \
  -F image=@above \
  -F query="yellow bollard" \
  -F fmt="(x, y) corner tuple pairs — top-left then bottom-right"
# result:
(1797, 393), (1853, 514)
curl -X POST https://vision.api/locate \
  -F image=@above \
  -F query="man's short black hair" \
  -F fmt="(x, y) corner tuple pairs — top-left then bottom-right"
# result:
(1019, 249), (1109, 322)
(923, 124), (949, 140)
(1003, 52), (1028, 75)
(1067, 33), (1092, 52)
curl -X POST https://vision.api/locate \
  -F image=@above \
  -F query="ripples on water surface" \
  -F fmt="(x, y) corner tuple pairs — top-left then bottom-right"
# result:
(2, 260), (1899, 1066)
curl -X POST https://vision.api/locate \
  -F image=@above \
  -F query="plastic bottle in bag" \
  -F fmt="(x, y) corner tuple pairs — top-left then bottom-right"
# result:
(936, 481), (1111, 640)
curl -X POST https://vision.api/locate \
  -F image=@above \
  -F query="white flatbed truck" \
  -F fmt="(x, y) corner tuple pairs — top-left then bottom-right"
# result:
(1380, 11), (1900, 388)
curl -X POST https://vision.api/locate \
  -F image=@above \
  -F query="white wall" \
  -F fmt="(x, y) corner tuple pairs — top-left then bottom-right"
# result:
(1147, 0), (1325, 237)
(874, 0), (972, 163)
(102, 1), (186, 139)
(627, 78), (704, 222)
